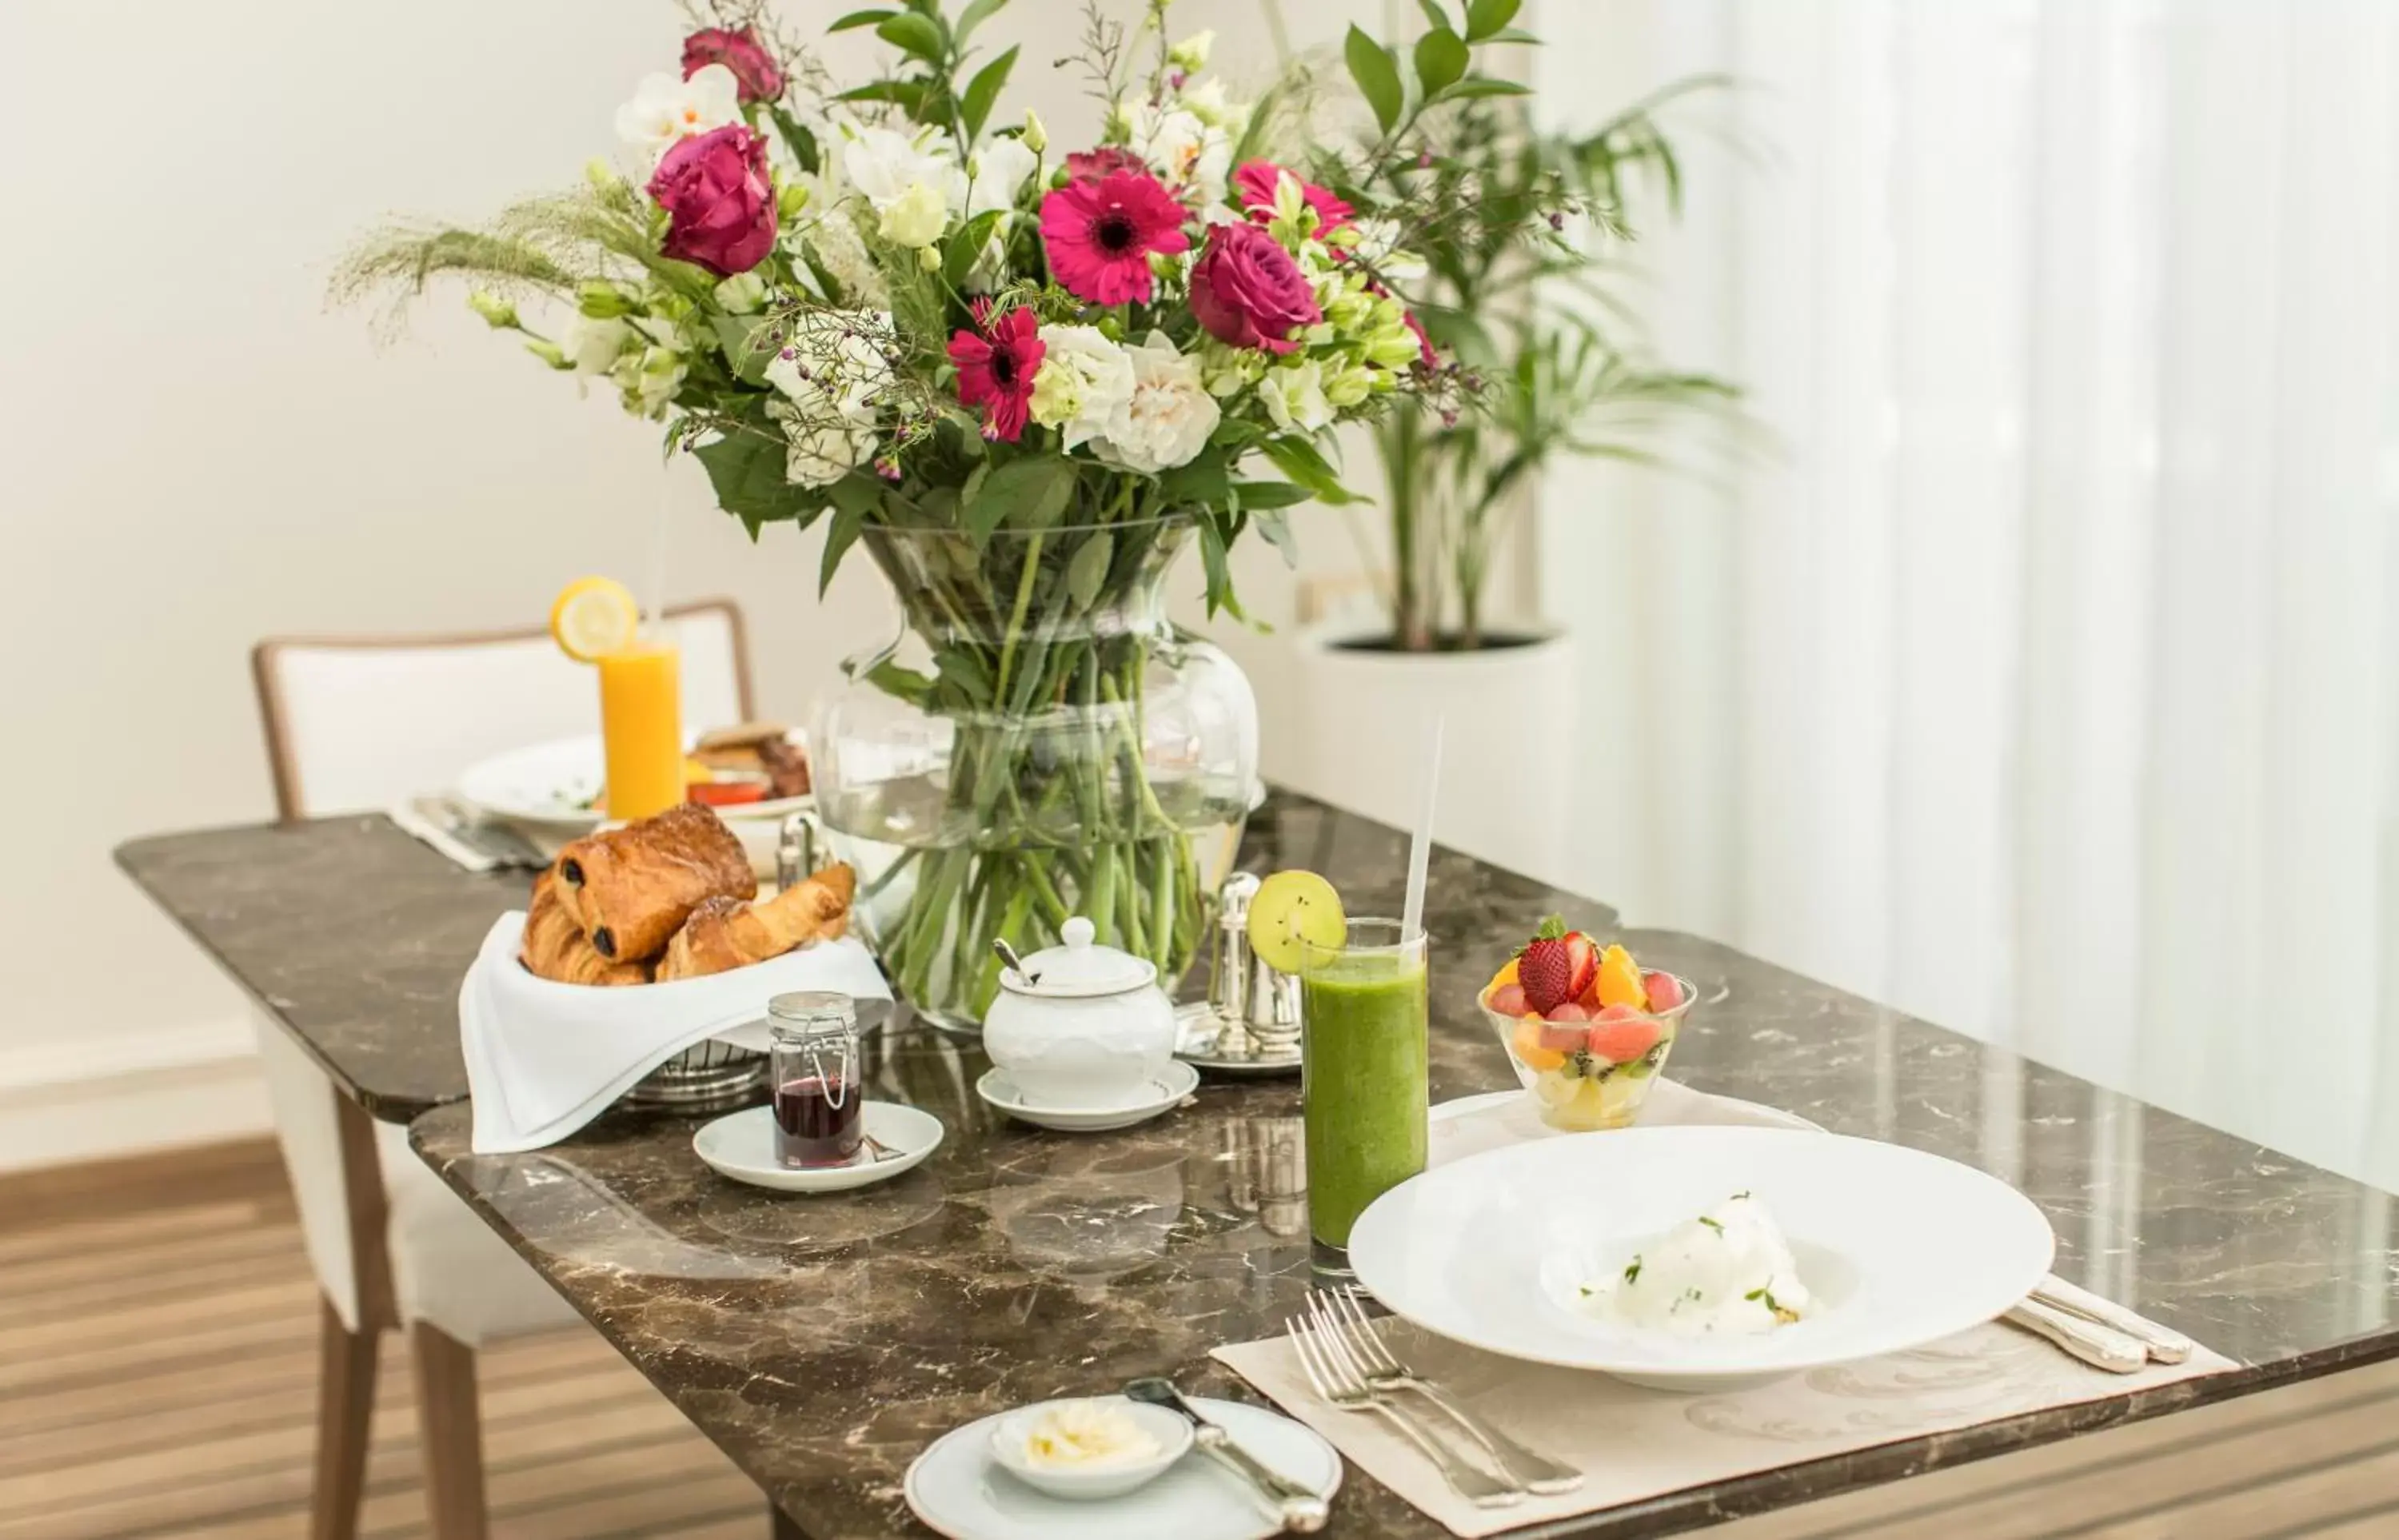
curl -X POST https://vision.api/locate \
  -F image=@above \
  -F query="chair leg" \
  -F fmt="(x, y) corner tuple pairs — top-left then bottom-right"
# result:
(311, 1297), (380, 1540)
(410, 1322), (490, 1540)
(772, 1507), (804, 1540)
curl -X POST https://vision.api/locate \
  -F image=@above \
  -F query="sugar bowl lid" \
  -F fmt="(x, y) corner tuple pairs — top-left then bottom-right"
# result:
(1001, 916), (1159, 999)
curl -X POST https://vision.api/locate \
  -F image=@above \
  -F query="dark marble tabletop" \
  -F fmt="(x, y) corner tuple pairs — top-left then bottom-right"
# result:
(405, 913), (2399, 1534)
(114, 788), (1587, 1123)
(117, 792), (2399, 1535)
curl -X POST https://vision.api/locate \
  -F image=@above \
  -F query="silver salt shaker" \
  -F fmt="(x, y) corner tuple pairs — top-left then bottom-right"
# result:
(1208, 872), (1260, 1024)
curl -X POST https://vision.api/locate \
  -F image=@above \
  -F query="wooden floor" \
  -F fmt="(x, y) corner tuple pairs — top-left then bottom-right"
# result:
(3, 1142), (2397, 1540)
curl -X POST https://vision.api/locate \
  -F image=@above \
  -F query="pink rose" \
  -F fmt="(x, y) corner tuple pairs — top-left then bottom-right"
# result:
(648, 125), (776, 277)
(682, 26), (784, 103)
(1188, 222), (1322, 354)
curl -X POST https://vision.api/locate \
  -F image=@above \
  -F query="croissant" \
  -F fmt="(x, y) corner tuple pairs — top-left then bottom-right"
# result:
(656, 864), (856, 982)
(554, 802), (755, 962)
(519, 871), (651, 987)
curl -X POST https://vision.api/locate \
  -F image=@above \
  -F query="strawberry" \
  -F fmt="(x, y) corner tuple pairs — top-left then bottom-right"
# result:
(1515, 916), (1577, 1014)
(1563, 932), (1599, 1003)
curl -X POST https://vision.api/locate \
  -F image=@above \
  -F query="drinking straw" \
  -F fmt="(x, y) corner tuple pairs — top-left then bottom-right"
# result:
(1400, 712), (1444, 943)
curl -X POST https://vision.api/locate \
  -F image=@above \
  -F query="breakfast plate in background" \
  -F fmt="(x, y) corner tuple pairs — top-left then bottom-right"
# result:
(457, 724), (813, 831)
(1347, 1125), (2054, 1393)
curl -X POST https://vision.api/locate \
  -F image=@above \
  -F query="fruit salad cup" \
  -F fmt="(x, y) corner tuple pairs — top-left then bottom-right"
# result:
(1478, 920), (1697, 1131)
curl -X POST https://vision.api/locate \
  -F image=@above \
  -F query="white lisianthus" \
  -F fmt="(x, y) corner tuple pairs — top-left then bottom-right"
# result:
(1119, 100), (1231, 207)
(1169, 30), (1215, 71)
(615, 66), (741, 166)
(967, 136), (1039, 217)
(713, 272), (768, 314)
(1093, 332), (1221, 474)
(798, 205), (888, 307)
(1259, 361), (1334, 435)
(840, 122), (967, 216)
(610, 344), (686, 418)
(1179, 78), (1243, 132)
(878, 179), (950, 247)
(561, 314), (633, 377)
(1028, 325), (1137, 449)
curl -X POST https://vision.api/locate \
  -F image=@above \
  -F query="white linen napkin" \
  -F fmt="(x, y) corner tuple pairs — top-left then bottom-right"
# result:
(1215, 1083), (2235, 1538)
(459, 911), (892, 1154)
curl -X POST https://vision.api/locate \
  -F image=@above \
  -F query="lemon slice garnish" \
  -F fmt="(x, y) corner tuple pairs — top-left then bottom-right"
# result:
(549, 577), (641, 663)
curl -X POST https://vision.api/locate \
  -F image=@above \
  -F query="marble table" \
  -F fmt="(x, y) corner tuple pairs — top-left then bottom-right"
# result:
(123, 793), (2399, 1538)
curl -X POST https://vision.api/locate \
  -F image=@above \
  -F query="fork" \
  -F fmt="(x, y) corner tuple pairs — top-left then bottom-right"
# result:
(1287, 1309), (1523, 1508)
(1319, 1289), (1583, 1494)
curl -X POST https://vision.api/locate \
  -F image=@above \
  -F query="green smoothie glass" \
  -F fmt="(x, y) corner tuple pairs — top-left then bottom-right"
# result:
(1299, 918), (1430, 1272)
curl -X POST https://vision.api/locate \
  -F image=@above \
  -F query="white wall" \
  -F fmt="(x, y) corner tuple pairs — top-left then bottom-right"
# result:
(0, 0), (1369, 1169)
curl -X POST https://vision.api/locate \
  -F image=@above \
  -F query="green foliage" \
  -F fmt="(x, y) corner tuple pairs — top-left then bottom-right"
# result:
(1344, 26), (1403, 135)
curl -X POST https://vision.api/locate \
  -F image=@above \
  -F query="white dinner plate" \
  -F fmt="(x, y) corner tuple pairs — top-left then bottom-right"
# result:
(456, 733), (812, 829)
(1347, 1125), (2054, 1392)
(904, 1395), (1339, 1540)
(692, 1101), (942, 1193)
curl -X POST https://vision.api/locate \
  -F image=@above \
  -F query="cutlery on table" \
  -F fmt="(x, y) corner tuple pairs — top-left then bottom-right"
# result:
(1283, 1311), (1523, 1510)
(2030, 1275), (2193, 1364)
(404, 796), (551, 872)
(1124, 1377), (1331, 1533)
(1318, 1288), (1582, 1494)
(2004, 1297), (2147, 1374)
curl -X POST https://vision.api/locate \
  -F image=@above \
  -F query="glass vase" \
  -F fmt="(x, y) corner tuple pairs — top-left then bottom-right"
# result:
(812, 516), (1262, 1033)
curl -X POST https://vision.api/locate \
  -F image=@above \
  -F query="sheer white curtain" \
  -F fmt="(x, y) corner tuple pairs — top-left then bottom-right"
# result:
(1531, 0), (2399, 1184)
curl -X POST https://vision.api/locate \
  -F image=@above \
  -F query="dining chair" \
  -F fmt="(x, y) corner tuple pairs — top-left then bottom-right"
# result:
(250, 600), (752, 1540)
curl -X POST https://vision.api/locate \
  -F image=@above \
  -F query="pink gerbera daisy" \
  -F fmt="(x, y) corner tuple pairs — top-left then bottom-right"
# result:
(948, 301), (1045, 443)
(1232, 160), (1354, 234)
(1040, 170), (1192, 305)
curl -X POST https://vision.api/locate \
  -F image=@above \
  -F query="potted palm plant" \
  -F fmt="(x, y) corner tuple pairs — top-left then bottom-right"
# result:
(1284, 50), (1735, 874)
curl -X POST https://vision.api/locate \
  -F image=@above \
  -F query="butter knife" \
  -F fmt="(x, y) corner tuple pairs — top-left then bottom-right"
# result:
(2032, 1275), (2193, 1364)
(2005, 1297), (2147, 1374)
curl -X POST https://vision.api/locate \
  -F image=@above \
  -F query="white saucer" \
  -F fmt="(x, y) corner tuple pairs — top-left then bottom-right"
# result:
(905, 1395), (1339, 1540)
(692, 1101), (943, 1192)
(975, 1062), (1201, 1132)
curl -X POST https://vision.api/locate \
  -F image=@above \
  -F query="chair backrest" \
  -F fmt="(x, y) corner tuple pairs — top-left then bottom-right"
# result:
(245, 600), (753, 1330)
(253, 600), (752, 819)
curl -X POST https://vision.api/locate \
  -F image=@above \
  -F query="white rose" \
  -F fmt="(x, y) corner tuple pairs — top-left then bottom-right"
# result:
(967, 136), (1039, 217)
(1029, 325), (1137, 449)
(615, 66), (742, 166)
(840, 123), (966, 214)
(878, 179), (949, 247)
(1093, 331), (1221, 474)
(1259, 361), (1334, 435)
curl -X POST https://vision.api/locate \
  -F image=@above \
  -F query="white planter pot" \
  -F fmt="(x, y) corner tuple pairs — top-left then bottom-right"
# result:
(1285, 622), (1576, 884)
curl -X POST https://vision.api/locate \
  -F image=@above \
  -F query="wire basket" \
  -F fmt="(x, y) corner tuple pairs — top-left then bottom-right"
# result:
(622, 1036), (765, 1109)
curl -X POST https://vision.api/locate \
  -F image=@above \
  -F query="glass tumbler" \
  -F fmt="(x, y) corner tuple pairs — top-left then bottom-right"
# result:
(1299, 919), (1430, 1270)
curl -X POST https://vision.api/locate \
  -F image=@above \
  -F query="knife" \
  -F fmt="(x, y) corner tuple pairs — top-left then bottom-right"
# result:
(2032, 1275), (2193, 1364)
(2005, 1297), (2147, 1374)
(1124, 1378), (1329, 1532)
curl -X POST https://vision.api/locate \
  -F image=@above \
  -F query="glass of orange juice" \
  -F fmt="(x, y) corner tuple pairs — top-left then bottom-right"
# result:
(597, 629), (684, 821)
(553, 578), (685, 823)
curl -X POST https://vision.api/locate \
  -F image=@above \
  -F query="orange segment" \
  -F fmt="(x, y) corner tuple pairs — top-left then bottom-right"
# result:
(1491, 956), (1520, 989)
(1595, 944), (1647, 1010)
(1511, 1016), (1567, 1072)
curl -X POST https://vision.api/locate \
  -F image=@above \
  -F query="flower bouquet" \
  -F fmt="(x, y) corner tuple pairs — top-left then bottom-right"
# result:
(339, 0), (1559, 1027)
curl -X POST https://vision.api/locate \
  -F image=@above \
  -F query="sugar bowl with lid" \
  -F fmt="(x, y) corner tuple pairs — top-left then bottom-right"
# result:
(982, 917), (1178, 1109)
